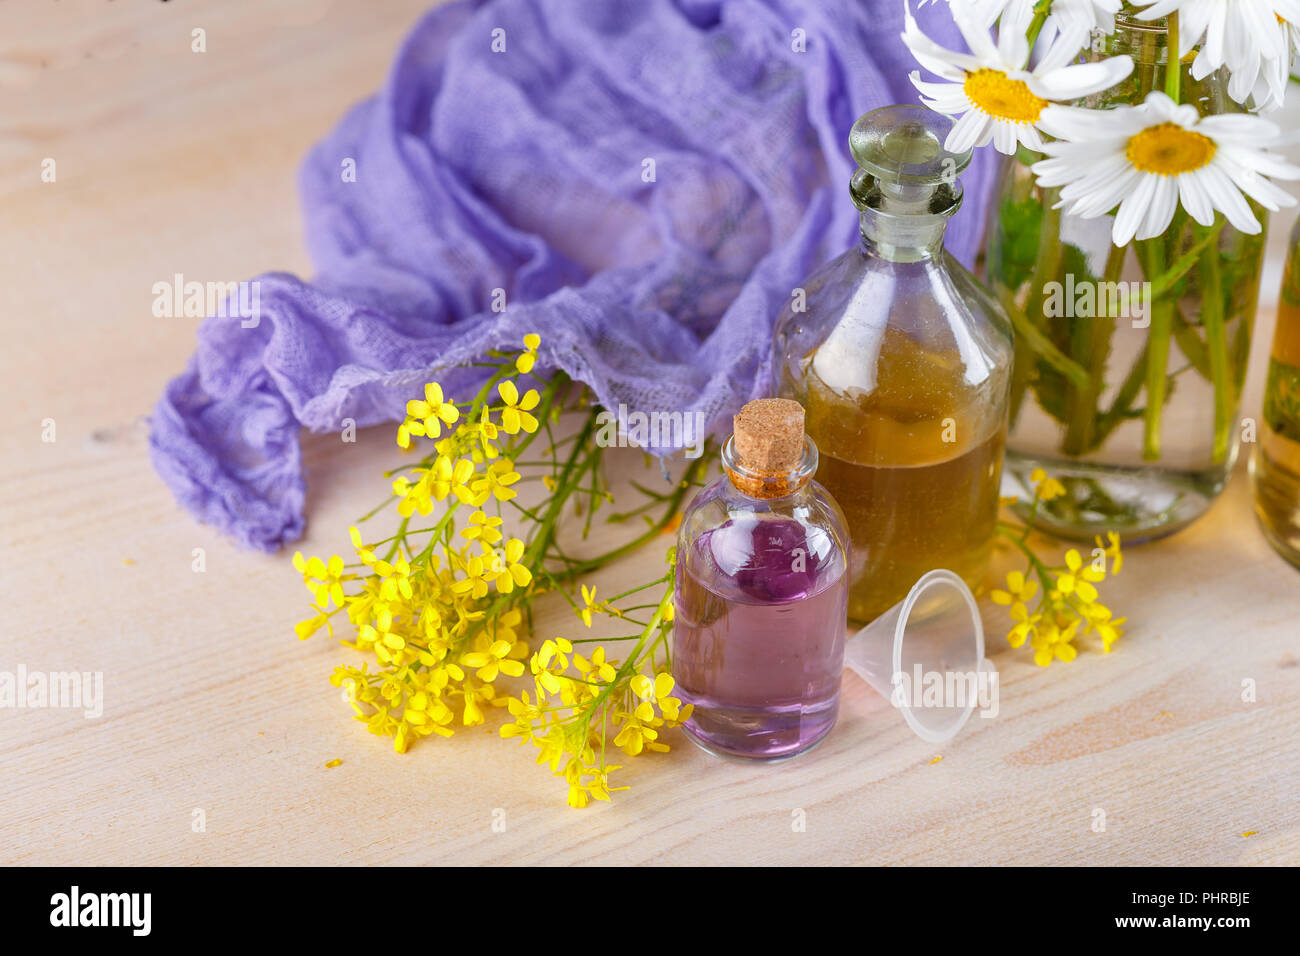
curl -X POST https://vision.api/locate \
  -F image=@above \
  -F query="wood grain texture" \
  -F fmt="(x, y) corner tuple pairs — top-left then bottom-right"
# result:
(1, 0), (1297, 866)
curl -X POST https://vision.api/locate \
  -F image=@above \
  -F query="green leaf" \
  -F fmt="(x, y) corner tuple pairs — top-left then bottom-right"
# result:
(990, 196), (1044, 293)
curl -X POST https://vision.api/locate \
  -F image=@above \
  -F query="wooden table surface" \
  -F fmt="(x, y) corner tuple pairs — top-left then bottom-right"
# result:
(2, 0), (1297, 866)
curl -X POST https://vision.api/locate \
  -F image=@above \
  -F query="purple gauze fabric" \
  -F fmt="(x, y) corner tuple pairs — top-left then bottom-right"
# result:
(150, 0), (994, 552)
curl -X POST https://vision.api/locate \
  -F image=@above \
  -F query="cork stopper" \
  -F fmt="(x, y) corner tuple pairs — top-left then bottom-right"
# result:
(732, 399), (805, 473)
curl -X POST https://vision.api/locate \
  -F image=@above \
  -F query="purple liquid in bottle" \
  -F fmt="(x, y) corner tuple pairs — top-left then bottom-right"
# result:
(673, 513), (848, 759)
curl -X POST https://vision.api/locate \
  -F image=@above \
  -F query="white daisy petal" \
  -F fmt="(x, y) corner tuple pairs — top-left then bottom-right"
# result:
(945, 109), (993, 153)
(1137, 176), (1180, 240)
(1028, 56), (1134, 100)
(949, 1), (1002, 63)
(1071, 165), (1142, 219)
(1133, 0), (1182, 20)
(1017, 124), (1046, 152)
(1177, 173), (1216, 226)
(1197, 163), (1262, 234)
(1113, 173), (1160, 246)
(1196, 114), (1281, 140)
(994, 121), (1019, 155)
(902, 7), (985, 80)
(996, 12), (1030, 68)
(910, 73), (973, 114)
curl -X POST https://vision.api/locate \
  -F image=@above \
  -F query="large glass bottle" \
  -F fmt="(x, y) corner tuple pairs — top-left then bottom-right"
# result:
(774, 105), (1013, 624)
(1251, 217), (1300, 570)
(673, 399), (850, 760)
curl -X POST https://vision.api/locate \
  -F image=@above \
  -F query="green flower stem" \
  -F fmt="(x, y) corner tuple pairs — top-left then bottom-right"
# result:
(1024, 2), (1051, 49)
(522, 411), (599, 570)
(995, 520), (1057, 594)
(1137, 237), (1175, 460)
(578, 581), (672, 739)
(1063, 242), (1125, 455)
(1165, 13), (1180, 102)
(1198, 234), (1234, 462)
(1026, 199), (1063, 333)
(547, 451), (710, 585)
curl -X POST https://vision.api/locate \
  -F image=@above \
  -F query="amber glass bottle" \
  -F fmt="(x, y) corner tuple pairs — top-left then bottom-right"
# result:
(773, 106), (1013, 623)
(1252, 217), (1300, 570)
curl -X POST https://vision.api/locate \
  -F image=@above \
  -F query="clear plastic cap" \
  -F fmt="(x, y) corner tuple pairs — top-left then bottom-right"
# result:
(848, 105), (970, 211)
(842, 569), (996, 744)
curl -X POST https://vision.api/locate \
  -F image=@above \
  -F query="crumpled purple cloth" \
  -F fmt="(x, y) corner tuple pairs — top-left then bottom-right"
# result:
(150, 0), (993, 552)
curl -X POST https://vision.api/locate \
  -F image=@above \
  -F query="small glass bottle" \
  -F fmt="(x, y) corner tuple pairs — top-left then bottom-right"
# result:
(673, 399), (850, 760)
(773, 105), (1013, 623)
(1251, 217), (1300, 570)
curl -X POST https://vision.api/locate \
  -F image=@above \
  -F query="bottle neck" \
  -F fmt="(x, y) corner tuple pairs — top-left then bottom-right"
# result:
(852, 175), (960, 263)
(859, 209), (949, 262)
(721, 434), (817, 500)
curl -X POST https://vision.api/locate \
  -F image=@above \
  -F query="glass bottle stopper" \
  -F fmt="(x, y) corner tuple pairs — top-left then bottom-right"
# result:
(848, 105), (971, 213)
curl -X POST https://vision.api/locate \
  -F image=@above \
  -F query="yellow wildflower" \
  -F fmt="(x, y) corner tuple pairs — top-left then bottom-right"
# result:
(471, 458), (521, 504)
(563, 757), (590, 808)
(406, 382), (460, 439)
(1030, 467), (1066, 501)
(429, 455), (476, 503)
(1095, 531), (1123, 575)
(631, 672), (688, 722)
(574, 645), (617, 682)
(373, 555), (415, 602)
(460, 509), (503, 545)
(489, 538), (533, 594)
(515, 333), (541, 374)
(1056, 549), (1104, 603)
(1083, 603), (1126, 652)
(294, 609), (332, 640)
(472, 407), (500, 462)
(614, 714), (666, 756)
(461, 638), (526, 682)
(532, 638), (574, 695)
(497, 381), (540, 434)
(450, 549), (491, 601)
(292, 552), (351, 608)
(578, 584), (600, 627)
(991, 569), (1037, 606)
(1007, 602), (1039, 648)
(1031, 620), (1079, 667)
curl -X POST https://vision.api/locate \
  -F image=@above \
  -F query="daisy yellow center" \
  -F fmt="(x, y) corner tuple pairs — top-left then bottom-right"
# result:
(1125, 123), (1216, 176)
(963, 69), (1048, 124)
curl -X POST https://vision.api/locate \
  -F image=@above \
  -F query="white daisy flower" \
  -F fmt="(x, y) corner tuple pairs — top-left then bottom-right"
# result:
(1130, 0), (1300, 103)
(1248, 17), (1299, 111)
(1032, 91), (1300, 245)
(903, 0), (1134, 154)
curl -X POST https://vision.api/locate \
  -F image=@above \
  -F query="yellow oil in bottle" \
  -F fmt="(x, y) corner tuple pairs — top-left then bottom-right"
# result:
(1252, 237), (1300, 569)
(789, 327), (1005, 622)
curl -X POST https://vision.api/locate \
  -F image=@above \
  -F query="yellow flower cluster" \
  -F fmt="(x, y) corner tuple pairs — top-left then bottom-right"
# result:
(499, 568), (689, 807)
(293, 335), (715, 806)
(294, 337), (552, 754)
(993, 469), (1126, 666)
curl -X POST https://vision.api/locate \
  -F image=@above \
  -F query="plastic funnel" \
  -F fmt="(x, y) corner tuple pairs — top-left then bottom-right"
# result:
(842, 569), (995, 744)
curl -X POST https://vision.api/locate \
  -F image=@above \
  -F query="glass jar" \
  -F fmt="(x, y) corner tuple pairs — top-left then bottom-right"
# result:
(774, 105), (1014, 623)
(672, 400), (850, 759)
(1251, 216), (1300, 569)
(987, 11), (1268, 541)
